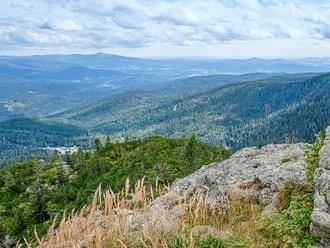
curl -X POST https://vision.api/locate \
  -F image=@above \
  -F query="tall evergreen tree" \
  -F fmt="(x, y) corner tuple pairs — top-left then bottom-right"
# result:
(185, 134), (197, 170)
(29, 161), (50, 223)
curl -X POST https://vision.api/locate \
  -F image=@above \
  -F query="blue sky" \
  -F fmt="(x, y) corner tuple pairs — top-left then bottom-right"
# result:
(1, 0), (330, 58)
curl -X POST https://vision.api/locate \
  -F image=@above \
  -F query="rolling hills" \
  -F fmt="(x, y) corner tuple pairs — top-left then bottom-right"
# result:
(1, 54), (329, 122)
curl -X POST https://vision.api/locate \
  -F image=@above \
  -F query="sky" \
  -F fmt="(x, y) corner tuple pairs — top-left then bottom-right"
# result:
(1, 0), (330, 58)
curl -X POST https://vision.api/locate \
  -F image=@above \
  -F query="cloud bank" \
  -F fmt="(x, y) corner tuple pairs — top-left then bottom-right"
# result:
(1, 0), (330, 57)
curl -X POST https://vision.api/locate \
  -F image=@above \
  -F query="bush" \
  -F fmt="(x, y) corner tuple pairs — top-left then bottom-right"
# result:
(259, 184), (314, 247)
(305, 132), (325, 182)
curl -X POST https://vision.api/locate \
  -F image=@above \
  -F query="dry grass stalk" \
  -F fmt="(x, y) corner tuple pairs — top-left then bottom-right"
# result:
(22, 178), (265, 248)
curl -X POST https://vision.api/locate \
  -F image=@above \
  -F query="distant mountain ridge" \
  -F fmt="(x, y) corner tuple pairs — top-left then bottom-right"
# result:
(1, 53), (330, 74)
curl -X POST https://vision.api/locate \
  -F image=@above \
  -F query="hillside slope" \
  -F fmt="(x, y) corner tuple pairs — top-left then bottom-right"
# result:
(58, 73), (330, 150)
(0, 118), (88, 165)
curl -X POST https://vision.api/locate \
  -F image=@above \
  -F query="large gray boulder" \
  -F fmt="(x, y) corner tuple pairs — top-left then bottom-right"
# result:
(171, 143), (308, 211)
(139, 143), (309, 235)
(311, 127), (330, 247)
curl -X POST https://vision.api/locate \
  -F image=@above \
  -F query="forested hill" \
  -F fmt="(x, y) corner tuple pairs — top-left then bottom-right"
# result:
(0, 118), (88, 166)
(56, 73), (330, 150)
(153, 72), (318, 93)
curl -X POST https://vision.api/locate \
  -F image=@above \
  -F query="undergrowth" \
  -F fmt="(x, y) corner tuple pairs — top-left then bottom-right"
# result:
(259, 183), (314, 247)
(304, 131), (325, 182)
(258, 129), (326, 248)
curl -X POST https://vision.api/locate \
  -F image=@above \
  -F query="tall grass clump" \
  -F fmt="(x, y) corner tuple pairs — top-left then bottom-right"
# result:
(22, 180), (266, 248)
(23, 125), (328, 248)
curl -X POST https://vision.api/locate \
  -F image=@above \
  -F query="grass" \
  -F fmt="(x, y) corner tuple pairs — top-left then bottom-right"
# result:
(21, 180), (316, 248)
(18, 164), (320, 248)
(22, 179), (264, 248)
(258, 184), (314, 247)
(22, 181), (313, 248)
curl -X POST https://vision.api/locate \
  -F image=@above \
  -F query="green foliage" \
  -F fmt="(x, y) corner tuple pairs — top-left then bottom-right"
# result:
(275, 183), (310, 212)
(259, 127), (326, 247)
(222, 236), (254, 248)
(168, 234), (225, 248)
(259, 184), (314, 247)
(305, 131), (325, 182)
(166, 233), (252, 248)
(185, 134), (197, 171)
(195, 234), (226, 248)
(0, 136), (230, 243)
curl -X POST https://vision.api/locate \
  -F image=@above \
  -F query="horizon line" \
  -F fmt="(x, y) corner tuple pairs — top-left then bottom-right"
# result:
(1, 52), (330, 61)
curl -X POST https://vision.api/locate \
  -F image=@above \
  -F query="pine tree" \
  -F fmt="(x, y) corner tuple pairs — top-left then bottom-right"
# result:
(185, 134), (197, 171)
(29, 161), (50, 223)
(94, 138), (102, 153)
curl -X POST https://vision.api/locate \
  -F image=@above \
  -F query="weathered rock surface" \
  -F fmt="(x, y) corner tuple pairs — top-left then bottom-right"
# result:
(311, 127), (330, 247)
(170, 143), (308, 211)
(122, 142), (310, 240)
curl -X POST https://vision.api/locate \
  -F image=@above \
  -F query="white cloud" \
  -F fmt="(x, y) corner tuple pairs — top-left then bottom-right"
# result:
(39, 20), (83, 31)
(0, 0), (330, 57)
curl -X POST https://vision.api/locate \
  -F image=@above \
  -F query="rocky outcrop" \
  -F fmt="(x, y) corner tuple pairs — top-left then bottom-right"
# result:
(130, 143), (309, 234)
(311, 127), (330, 247)
(171, 143), (308, 211)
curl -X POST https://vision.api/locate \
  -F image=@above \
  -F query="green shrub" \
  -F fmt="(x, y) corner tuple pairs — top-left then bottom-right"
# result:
(275, 183), (309, 212)
(168, 233), (225, 248)
(259, 184), (314, 247)
(305, 131), (325, 182)
(196, 234), (225, 248)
